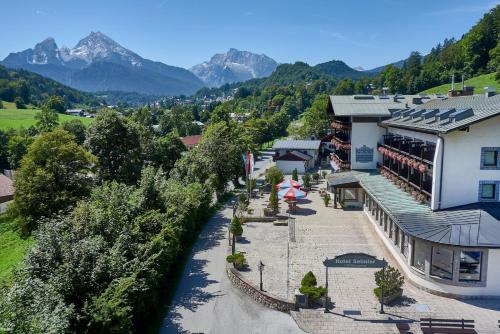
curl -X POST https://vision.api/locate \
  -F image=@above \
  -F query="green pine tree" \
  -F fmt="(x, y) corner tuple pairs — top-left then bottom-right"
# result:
(269, 182), (279, 213)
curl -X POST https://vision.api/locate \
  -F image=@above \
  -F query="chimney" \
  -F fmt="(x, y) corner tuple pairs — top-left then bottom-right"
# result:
(484, 86), (496, 97)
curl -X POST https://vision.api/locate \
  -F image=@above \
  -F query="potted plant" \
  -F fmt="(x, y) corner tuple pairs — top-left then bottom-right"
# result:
(323, 193), (331, 207)
(312, 172), (320, 184)
(299, 271), (326, 307)
(230, 216), (243, 240)
(321, 170), (328, 179)
(292, 168), (299, 181)
(374, 265), (404, 304)
(226, 252), (247, 270)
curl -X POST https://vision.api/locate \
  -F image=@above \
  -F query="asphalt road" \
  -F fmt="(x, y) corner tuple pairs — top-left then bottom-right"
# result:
(159, 153), (305, 334)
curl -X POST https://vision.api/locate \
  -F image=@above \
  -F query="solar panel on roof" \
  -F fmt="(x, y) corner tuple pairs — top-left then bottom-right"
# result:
(435, 108), (455, 121)
(449, 108), (473, 122)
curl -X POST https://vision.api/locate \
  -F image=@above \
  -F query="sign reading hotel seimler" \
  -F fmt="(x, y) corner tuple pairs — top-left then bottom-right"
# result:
(323, 253), (387, 268)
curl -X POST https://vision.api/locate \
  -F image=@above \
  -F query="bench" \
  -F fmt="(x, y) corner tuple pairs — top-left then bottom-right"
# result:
(396, 322), (410, 334)
(420, 318), (476, 334)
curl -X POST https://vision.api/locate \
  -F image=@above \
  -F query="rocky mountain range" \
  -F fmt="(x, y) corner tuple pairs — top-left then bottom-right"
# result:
(190, 48), (279, 87)
(1, 32), (204, 95)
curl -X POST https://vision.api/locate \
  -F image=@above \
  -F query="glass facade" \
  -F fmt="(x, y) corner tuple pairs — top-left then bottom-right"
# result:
(412, 240), (426, 272)
(459, 251), (482, 281)
(430, 247), (453, 280)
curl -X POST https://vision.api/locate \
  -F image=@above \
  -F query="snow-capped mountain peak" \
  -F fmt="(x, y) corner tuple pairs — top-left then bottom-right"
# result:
(191, 48), (278, 87)
(59, 31), (143, 67)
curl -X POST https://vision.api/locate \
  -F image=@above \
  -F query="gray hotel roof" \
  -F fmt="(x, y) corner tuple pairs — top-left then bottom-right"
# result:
(328, 95), (429, 117)
(272, 139), (321, 150)
(382, 94), (500, 133)
(328, 171), (500, 248)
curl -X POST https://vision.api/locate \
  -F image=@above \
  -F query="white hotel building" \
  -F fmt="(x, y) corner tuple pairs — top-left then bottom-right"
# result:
(326, 90), (500, 297)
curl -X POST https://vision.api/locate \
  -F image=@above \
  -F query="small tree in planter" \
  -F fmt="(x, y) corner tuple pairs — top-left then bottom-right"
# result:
(323, 193), (331, 207)
(374, 265), (404, 304)
(312, 172), (320, 184)
(238, 193), (249, 211)
(226, 252), (246, 270)
(230, 216), (243, 239)
(292, 168), (299, 181)
(321, 170), (328, 179)
(299, 271), (326, 306)
(302, 173), (311, 189)
(268, 182), (279, 214)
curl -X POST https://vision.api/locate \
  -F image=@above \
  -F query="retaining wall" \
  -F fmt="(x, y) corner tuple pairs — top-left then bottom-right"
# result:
(226, 265), (296, 313)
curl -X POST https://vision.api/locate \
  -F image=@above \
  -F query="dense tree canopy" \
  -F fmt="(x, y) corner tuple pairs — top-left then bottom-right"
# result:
(85, 110), (142, 184)
(11, 129), (95, 231)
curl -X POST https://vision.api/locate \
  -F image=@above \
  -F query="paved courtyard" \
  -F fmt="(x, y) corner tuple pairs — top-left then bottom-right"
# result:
(237, 178), (500, 334)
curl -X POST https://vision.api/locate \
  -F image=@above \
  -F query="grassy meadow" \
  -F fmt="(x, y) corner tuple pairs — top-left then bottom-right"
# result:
(0, 105), (94, 131)
(0, 215), (32, 285)
(420, 73), (499, 95)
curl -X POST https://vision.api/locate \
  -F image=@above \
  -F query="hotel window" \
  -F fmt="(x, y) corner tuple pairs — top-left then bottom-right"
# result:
(401, 233), (409, 258)
(344, 189), (357, 201)
(412, 240), (426, 273)
(430, 247), (453, 280)
(479, 181), (498, 201)
(394, 225), (400, 246)
(481, 148), (500, 170)
(459, 251), (482, 281)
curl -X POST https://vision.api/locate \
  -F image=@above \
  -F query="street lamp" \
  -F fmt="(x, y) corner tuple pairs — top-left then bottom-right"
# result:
(258, 261), (265, 291)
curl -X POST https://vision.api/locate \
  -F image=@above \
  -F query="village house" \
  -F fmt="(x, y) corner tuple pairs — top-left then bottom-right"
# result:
(327, 89), (500, 297)
(272, 139), (321, 174)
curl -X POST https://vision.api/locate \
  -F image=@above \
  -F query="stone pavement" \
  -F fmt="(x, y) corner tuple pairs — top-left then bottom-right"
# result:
(237, 178), (500, 334)
(160, 152), (305, 334)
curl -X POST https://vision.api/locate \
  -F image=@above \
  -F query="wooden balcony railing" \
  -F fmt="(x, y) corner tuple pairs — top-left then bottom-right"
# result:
(330, 153), (351, 170)
(331, 120), (352, 130)
(378, 164), (431, 203)
(331, 136), (351, 151)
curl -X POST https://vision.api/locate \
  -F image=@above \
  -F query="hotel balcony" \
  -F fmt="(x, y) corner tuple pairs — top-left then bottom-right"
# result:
(331, 119), (352, 130)
(331, 136), (351, 152)
(382, 134), (435, 164)
(330, 152), (351, 170)
(379, 154), (432, 203)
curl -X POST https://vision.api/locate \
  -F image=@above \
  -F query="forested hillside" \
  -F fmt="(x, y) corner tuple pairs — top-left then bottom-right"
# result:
(0, 65), (101, 107)
(373, 5), (500, 94)
(197, 5), (499, 100)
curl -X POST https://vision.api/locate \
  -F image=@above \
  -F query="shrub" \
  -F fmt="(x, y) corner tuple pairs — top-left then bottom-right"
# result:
(238, 192), (249, 210)
(300, 285), (327, 301)
(265, 166), (284, 185)
(374, 265), (404, 297)
(301, 271), (317, 287)
(226, 252), (246, 270)
(292, 168), (299, 181)
(321, 170), (328, 179)
(302, 173), (311, 188)
(312, 172), (320, 183)
(230, 216), (243, 236)
(268, 182), (279, 213)
(14, 96), (26, 109)
(299, 271), (326, 302)
(323, 193), (331, 207)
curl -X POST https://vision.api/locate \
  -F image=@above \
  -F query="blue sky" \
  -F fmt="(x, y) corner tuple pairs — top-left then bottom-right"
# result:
(1, 0), (498, 70)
